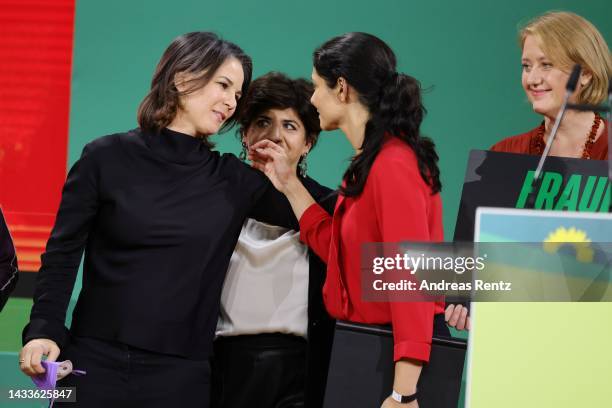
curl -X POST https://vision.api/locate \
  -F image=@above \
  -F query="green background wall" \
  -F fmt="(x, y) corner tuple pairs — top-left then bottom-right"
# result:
(66, 0), (611, 240)
(1, 1), (610, 406)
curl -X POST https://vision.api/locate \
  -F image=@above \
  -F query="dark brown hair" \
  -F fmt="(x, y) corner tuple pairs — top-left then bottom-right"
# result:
(314, 32), (441, 197)
(238, 72), (321, 150)
(137, 32), (252, 147)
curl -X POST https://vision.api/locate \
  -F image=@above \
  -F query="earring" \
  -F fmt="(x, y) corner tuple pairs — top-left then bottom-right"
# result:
(239, 142), (247, 161)
(298, 153), (308, 177)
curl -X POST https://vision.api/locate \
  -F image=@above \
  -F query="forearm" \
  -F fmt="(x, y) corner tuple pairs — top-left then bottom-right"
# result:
(284, 177), (316, 221)
(25, 260), (80, 347)
(393, 358), (423, 395)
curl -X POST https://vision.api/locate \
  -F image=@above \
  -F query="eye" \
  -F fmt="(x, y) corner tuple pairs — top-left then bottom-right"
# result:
(255, 119), (270, 128)
(284, 123), (297, 131)
(218, 81), (229, 89)
(521, 63), (531, 72)
(541, 62), (553, 70)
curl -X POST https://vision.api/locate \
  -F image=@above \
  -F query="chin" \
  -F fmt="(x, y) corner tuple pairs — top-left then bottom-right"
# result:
(199, 124), (221, 136)
(320, 121), (337, 132)
(531, 103), (556, 118)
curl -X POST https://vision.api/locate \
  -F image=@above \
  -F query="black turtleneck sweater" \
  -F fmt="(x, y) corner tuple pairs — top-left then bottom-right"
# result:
(23, 128), (296, 359)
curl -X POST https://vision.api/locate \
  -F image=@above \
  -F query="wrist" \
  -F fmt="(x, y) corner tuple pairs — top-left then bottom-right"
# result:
(393, 358), (422, 395)
(383, 395), (418, 408)
(392, 384), (417, 395)
(391, 389), (418, 404)
(284, 176), (304, 197)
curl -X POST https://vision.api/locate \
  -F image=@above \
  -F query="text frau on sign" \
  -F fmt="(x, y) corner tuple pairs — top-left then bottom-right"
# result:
(454, 150), (611, 241)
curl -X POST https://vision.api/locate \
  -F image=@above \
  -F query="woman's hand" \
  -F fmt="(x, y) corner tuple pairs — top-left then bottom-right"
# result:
(445, 304), (470, 331)
(381, 395), (418, 408)
(249, 139), (316, 220)
(19, 338), (60, 376)
(248, 139), (298, 194)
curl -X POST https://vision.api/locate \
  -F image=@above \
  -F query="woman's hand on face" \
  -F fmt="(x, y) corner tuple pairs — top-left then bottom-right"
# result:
(19, 338), (60, 376)
(248, 139), (298, 194)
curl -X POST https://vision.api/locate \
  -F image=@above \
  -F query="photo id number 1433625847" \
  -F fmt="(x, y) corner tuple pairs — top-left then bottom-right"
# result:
(5, 387), (76, 402)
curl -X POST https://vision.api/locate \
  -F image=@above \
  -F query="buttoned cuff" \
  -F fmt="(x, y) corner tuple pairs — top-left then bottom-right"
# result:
(299, 203), (329, 241)
(394, 339), (432, 362)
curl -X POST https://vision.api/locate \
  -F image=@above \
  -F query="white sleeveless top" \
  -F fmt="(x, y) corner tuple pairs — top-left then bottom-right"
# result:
(216, 218), (309, 338)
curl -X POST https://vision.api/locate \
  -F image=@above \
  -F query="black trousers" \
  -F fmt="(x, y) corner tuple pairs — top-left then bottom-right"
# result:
(55, 336), (211, 408)
(211, 334), (307, 408)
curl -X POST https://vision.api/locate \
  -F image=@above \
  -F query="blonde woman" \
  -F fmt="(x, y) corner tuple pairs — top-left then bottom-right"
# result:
(492, 11), (611, 158)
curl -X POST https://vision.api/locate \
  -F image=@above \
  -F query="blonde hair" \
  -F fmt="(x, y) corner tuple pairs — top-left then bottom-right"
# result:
(519, 11), (612, 105)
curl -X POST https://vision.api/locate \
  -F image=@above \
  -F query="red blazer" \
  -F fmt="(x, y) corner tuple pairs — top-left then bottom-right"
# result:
(299, 136), (445, 362)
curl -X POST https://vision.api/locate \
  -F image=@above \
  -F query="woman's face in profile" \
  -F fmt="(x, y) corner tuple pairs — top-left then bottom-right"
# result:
(173, 57), (244, 136)
(310, 68), (344, 131)
(521, 35), (576, 118)
(244, 108), (310, 167)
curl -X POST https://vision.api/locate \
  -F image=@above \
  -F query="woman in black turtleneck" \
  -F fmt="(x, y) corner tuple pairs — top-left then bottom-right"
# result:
(18, 32), (292, 408)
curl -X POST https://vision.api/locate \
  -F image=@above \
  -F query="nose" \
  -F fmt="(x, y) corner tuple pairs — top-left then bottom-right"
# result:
(225, 93), (238, 111)
(266, 123), (282, 144)
(526, 67), (543, 86)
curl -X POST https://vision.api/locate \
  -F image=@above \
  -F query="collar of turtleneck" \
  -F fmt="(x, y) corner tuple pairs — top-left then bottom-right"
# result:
(142, 127), (211, 165)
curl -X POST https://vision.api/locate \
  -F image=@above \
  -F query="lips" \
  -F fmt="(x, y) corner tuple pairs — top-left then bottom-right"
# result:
(213, 110), (226, 122)
(530, 89), (551, 98)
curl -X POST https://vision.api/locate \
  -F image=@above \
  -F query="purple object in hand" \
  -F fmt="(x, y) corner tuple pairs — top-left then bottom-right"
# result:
(31, 361), (60, 390)
(31, 360), (86, 407)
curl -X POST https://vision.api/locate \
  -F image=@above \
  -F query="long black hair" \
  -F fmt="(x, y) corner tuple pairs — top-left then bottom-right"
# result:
(313, 32), (441, 196)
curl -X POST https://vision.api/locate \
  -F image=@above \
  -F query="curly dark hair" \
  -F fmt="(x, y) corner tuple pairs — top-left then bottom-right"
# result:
(238, 72), (321, 150)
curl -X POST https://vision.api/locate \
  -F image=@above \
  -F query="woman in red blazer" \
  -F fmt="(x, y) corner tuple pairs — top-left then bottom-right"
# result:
(251, 32), (444, 408)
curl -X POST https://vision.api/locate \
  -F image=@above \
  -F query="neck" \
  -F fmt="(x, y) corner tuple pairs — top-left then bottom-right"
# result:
(167, 112), (199, 138)
(543, 110), (597, 142)
(340, 103), (370, 154)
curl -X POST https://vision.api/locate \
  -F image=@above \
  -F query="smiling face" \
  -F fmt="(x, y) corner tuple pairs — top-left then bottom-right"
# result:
(520, 35), (587, 118)
(310, 68), (345, 131)
(243, 107), (311, 167)
(170, 57), (244, 136)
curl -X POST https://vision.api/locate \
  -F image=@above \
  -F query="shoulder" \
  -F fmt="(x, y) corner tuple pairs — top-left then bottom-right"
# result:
(82, 129), (134, 158)
(219, 152), (269, 192)
(490, 126), (539, 154)
(68, 131), (133, 172)
(219, 152), (256, 176)
(378, 136), (416, 159)
(219, 151), (243, 167)
(592, 120), (608, 160)
(371, 137), (419, 177)
(364, 137), (431, 198)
